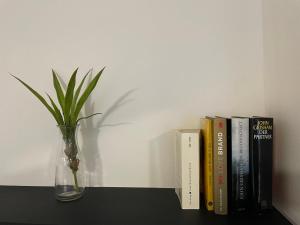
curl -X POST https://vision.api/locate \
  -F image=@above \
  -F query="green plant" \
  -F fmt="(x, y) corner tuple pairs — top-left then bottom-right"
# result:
(11, 68), (105, 191)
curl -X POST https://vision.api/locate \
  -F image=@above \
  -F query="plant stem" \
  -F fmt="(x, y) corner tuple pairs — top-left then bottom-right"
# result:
(62, 126), (80, 192)
(72, 170), (79, 192)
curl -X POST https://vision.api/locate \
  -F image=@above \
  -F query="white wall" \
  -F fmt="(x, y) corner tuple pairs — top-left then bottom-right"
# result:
(0, 0), (265, 187)
(262, 0), (300, 224)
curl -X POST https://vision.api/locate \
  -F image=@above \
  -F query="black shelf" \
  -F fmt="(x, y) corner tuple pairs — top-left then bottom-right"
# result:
(0, 186), (292, 225)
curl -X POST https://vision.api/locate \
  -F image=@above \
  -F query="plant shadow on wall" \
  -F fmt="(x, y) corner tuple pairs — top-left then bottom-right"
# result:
(55, 70), (137, 186)
(80, 76), (137, 186)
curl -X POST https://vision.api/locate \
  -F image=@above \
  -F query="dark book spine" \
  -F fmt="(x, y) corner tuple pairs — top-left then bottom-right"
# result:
(230, 118), (249, 213)
(227, 119), (232, 213)
(250, 118), (273, 212)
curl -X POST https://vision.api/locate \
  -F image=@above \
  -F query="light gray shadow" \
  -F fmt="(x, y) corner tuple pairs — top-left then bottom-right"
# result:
(80, 78), (137, 186)
(96, 89), (137, 128)
(149, 131), (176, 188)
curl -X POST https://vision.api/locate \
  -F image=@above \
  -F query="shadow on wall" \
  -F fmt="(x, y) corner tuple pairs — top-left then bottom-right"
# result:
(149, 131), (176, 188)
(272, 118), (300, 212)
(80, 85), (137, 187)
(273, 169), (300, 225)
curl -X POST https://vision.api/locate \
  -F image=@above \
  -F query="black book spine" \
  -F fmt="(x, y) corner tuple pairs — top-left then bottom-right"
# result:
(250, 117), (273, 213)
(227, 119), (233, 213)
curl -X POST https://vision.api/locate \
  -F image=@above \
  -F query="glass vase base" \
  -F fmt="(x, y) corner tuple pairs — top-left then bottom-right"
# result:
(55, 185), (84, 202)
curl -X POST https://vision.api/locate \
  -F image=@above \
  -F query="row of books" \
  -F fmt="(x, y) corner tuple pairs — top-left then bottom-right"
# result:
(175, 116), (273, 215)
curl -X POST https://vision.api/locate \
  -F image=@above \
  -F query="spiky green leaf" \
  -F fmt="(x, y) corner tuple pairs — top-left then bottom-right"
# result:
(64, 68), (78, 124)
(70, 69), (91, 116)
(46, 93), (64, 125)
(72, 67), (105, 125)
(10, 74), (60, 124)
(52, 70), (65, 112)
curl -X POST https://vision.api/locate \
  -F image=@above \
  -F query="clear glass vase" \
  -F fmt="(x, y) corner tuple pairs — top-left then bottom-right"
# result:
(55, 125), (86, 201)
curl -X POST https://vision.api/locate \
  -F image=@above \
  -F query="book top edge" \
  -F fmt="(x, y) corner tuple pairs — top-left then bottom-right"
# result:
(177, 129), (200, 133)
(200, 117), (213, 120)
(215, 116), (230, 119)
(252, 116), (273, 119)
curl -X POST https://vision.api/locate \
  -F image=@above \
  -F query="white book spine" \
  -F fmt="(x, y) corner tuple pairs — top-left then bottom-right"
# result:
(175, 130), (200, 209)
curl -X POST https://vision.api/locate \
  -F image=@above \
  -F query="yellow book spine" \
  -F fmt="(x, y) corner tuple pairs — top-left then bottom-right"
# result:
(202, 118), (214, 211)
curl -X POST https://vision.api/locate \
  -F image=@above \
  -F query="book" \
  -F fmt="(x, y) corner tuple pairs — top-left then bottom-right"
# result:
(230, 117), (250, 212)
(249, 117), (273, 212)
(200, 117), (214, 211)
(175, 129), (200, 209)
(213, 117), (229, 215)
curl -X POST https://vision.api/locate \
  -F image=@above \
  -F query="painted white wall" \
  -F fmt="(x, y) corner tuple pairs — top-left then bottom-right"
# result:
(262, 0), (300, 224)
(0, 0), (265, 187)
